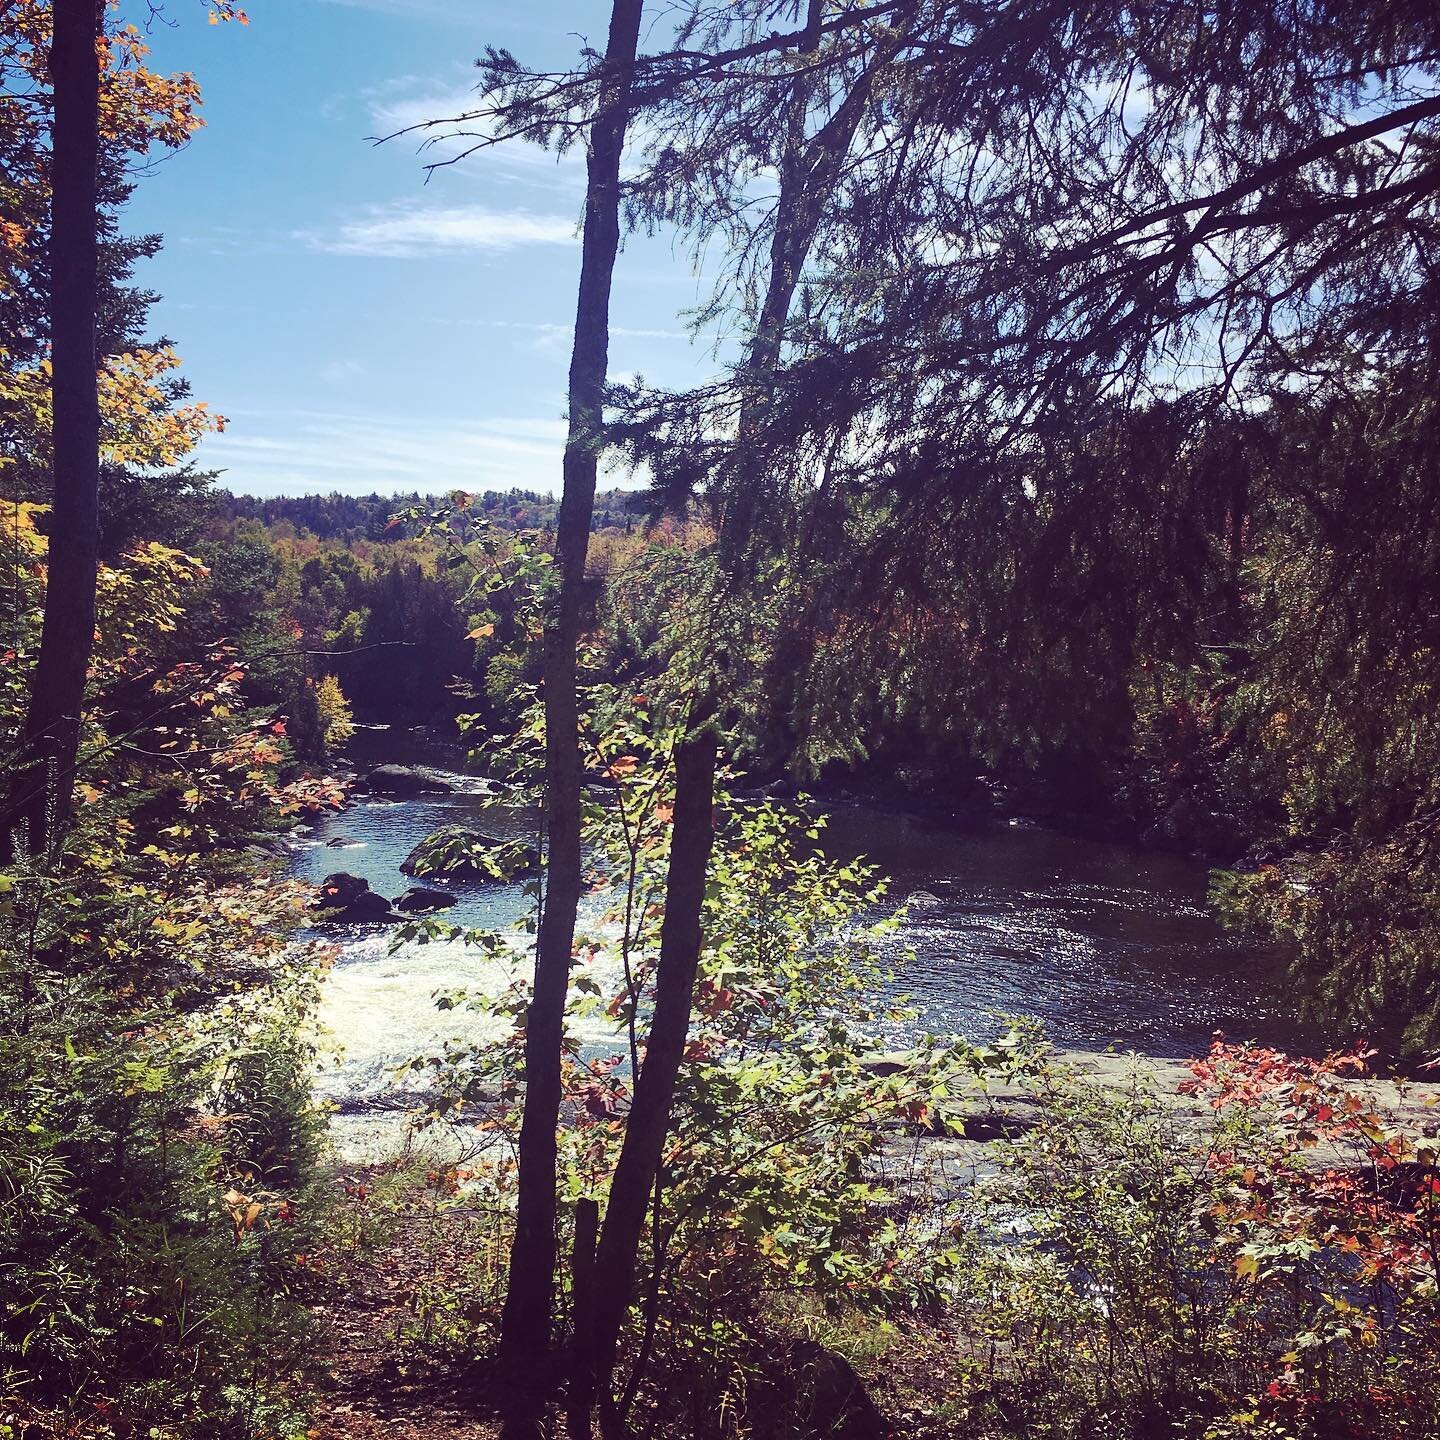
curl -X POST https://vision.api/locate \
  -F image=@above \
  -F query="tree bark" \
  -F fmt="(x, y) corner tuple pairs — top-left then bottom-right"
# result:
(3, 0), (103, 861)
(499, 0), (646, 1368)
(577, 12), (915, 1428)
(567, 1196), (600, 1440)
(589, 721), (717, 1437)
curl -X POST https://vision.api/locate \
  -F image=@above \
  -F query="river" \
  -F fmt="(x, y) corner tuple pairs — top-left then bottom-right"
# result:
(292, 728), (1305, 1144)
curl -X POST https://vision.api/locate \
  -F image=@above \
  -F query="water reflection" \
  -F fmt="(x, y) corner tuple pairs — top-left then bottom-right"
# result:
(819, 808), (1299, 1057)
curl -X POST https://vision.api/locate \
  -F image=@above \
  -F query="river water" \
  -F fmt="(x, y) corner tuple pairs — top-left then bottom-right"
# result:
(293, 728), (1304, 1127)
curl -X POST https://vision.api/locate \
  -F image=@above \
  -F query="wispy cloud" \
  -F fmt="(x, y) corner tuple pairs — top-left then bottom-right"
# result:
(360, 73), (673, 188)
(364, 80), (585, 192)
(367, 86), (483, 143)
(454, 318), (692, 357)
(200, 408), (578, 496)
(297, 201), (577, 257)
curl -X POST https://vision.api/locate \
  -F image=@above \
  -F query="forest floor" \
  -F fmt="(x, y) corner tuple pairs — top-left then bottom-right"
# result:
(298, 1156), (961, 1440)
(306, 1164), (506, 1440)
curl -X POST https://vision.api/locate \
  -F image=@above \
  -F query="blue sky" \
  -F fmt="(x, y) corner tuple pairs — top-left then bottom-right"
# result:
(120, 0), (723, 496)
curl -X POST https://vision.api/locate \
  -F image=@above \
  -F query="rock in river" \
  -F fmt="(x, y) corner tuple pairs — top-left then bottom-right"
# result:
(400, 825), (541, 881)
(395, 885), (458, 913)
(312, 872), (399, 924)
(362, 764), (453, 797)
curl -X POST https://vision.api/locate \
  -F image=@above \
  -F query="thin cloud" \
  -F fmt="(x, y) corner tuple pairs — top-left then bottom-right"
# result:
(363, 75), (671, 185)
(368, 88), (489, 144)
(459, 318), (691, 341)
(365, 82), (584, 191)
(198, 408), (577, 496)
(298, 202), (577, 257)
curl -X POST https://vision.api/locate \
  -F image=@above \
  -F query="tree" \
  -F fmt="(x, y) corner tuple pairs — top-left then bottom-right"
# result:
(433, 5), (983, 1411)
(585, 719), (716, 1439)
(498, 0), (647, 1369)
(5, 0), (102, 857)
(1, 0), (236, 858)
(579, 8), (929, 1427)
(678, 0), (1440, 1040)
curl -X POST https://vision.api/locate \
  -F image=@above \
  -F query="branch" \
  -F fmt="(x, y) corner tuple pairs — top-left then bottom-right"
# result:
(1070, 91), (1440, 264)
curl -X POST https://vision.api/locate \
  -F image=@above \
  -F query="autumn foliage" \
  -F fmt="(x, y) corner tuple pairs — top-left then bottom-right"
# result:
(1, 0), (229, 515)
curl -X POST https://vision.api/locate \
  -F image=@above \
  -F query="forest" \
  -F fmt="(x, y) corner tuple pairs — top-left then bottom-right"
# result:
(3, 2), (1440, 1438)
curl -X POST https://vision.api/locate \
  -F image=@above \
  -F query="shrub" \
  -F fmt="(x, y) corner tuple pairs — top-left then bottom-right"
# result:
(0, 954), (327, 1438)
(942, 1042), (1440, 1439)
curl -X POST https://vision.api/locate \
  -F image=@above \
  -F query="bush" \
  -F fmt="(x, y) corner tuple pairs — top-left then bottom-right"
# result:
(0, 523), (339, 1438)
(0, 953), (327, 1438)
(941, 1042), (1440, 1439)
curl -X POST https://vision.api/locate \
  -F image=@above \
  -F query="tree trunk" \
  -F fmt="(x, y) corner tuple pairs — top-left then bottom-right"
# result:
(576, 13), (914, 1429)
(567, 1196), (600, 1440)
(589, 721), (718, 1437)
(3, 0), (103, 862)
(718, 0), (908, 569)
(499, 0), (646, 1368)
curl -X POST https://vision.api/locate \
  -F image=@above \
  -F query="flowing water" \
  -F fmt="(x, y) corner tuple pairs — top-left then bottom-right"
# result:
(293, 728), (1305, 1137)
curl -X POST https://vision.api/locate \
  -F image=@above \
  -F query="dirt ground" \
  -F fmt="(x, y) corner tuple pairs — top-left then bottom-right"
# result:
(306, 1170), (507, 1440)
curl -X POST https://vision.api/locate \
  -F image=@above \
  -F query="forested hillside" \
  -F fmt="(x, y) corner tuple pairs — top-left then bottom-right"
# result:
(5, 3), (1440, 1440)
(210, 488), (640, 542)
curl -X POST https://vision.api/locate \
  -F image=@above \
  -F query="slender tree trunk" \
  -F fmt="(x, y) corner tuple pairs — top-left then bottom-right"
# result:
(499, 0), (646, 1368)
(718, 0), (908, 568)
(574, 14), (915, 1429)
(566, 1197), (600, 1440)
(716, 0), (824, 567)
(588, 722), (717, 1437)
(3, 0), (103, 862)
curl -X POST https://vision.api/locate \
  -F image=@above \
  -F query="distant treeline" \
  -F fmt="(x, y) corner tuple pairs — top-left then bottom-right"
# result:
(210, 488), (643, 542)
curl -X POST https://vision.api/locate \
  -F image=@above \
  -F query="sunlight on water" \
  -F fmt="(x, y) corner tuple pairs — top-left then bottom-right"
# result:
(297, 729), (1303, 1128)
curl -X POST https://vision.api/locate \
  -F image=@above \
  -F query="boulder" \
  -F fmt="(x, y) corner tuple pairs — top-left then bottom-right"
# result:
(318, 871), (367, 905)
(312, 872), (398, 924)
(395, 886), (458, 913)
(339, 889), (396, 922)
(401, 825), (541, 881)
(861, 1051), (914, 1078)
(956, 1106), (1042, 1142)
(362, 764), (453, 796)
